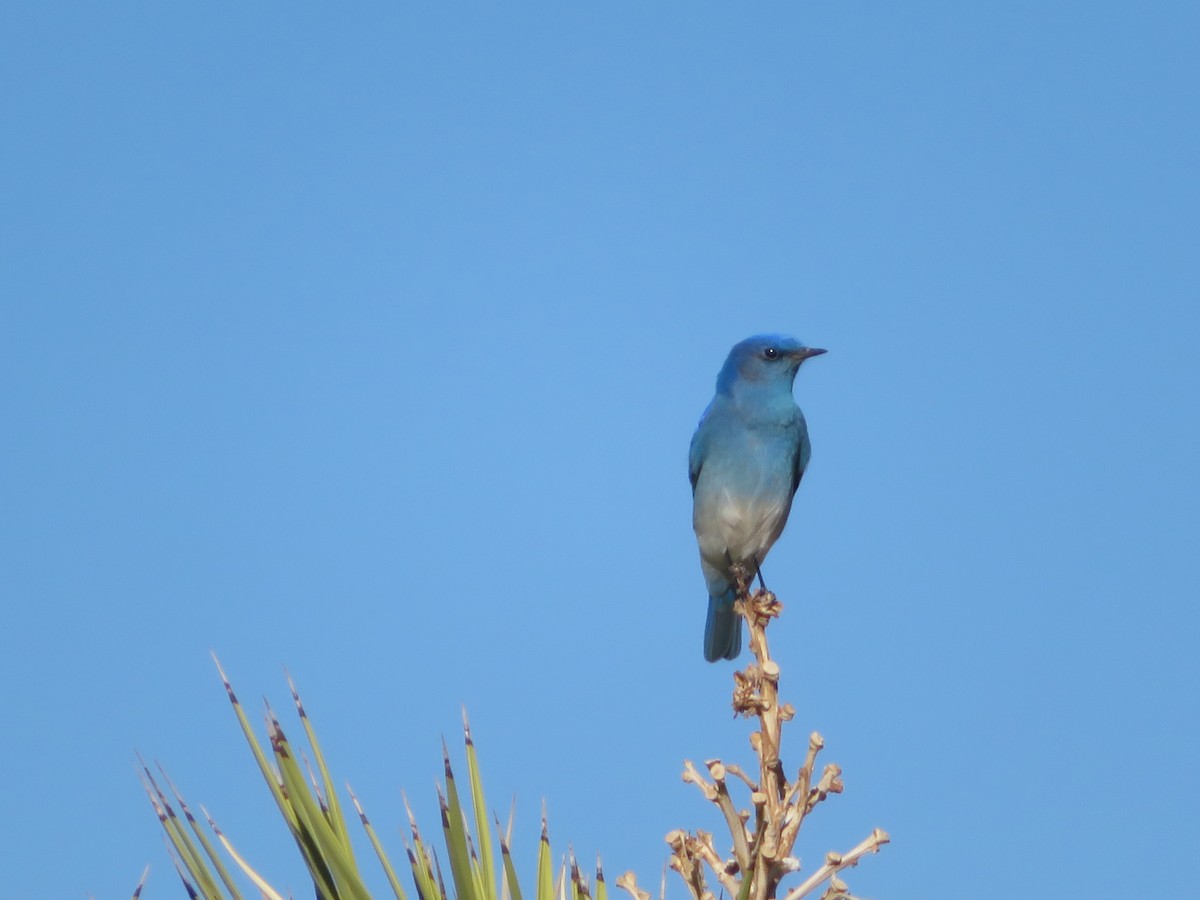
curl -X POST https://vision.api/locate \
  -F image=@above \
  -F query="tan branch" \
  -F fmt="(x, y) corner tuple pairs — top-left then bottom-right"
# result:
(780, 829), (891, 900)
(616, 871), (650, 900)
(706, 760), (752, 871)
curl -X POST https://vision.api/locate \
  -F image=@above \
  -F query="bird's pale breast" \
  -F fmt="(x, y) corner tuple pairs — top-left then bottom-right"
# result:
(692, 439), (796, 569)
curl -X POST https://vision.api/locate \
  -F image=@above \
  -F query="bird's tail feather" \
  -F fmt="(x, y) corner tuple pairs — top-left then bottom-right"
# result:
(703, 588), (742, 662)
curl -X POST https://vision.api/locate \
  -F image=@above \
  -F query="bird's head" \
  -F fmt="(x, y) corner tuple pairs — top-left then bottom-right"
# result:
(716, 333), (826, 394)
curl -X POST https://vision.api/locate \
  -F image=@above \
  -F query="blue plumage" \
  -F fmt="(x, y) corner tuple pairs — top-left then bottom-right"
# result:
(689, 334), (825, 661)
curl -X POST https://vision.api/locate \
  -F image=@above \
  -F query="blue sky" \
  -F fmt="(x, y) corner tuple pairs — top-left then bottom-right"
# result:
(2, 3), (1197, 898)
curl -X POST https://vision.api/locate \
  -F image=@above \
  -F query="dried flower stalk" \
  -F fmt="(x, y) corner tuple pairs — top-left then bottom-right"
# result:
(662, 568), (888, 900)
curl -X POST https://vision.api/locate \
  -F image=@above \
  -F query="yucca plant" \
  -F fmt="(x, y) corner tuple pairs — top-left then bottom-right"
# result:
(142, 576), (886, 899)
(140, 656), (601, 900)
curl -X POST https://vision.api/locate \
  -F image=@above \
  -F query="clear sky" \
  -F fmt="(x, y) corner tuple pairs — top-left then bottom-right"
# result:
(2, 3), (1197, 898)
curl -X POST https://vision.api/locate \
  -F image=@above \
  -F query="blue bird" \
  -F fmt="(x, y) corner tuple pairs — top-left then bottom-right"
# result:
(689, 334), (826, 661)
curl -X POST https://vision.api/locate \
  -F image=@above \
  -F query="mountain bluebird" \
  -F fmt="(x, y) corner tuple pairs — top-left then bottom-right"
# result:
(689, 334), (826, 661)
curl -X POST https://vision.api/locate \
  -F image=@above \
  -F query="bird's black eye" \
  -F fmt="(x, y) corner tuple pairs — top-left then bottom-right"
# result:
(763, 347), (778, 360)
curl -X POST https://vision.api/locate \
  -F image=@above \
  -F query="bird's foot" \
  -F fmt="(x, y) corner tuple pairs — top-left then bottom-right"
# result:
(728, 562), (754, 598)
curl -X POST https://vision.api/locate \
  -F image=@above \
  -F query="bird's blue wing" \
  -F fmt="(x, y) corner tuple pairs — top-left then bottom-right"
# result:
(791, 427), (812, 496)
(688, 405), (714, 493)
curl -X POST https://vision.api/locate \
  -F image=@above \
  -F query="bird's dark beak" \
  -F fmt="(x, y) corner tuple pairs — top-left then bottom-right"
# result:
(795, 347), (827, 361)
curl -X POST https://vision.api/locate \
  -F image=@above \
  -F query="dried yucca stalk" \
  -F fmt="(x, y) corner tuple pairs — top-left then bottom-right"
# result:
(621, 569), (888, 900)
